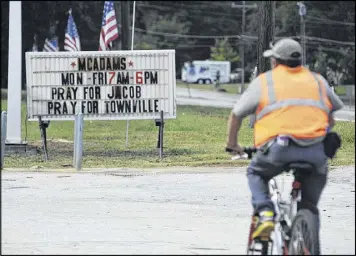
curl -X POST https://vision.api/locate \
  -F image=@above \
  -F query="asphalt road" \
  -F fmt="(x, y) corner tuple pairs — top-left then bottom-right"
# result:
(176, 87), (355, 122)
(2, 166), (355, 255)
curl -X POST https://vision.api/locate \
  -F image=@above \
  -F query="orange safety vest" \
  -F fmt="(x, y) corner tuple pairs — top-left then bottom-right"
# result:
(254, 65), (332, 147)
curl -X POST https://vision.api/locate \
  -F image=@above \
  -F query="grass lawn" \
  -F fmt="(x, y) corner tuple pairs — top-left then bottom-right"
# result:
(177, 82), (242, 94)
(177, 82), (349, 97)
(1, 96), (354, 169)
(334, 85), (346, 96)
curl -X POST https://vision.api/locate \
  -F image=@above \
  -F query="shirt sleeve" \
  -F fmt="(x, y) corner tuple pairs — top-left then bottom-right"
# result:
(232, 77), (262, 118)
(316, 74), (345, 112)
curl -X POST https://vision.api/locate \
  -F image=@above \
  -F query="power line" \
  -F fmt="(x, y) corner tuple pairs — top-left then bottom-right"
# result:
(304, 36), (355, 46)
(190, 1), (234, 8)
(137, 2), (355, 30)
(132, 35), (353, 55)
(305, 45), (352, 54)
(136, 3), (242, 19)
(130, 25), (355, 46)
(133, 27), (241, 39)
(141, 1), (356, 26)
(302, 23), (354, 30)
(240, 34), (355, 46)
(138, 40), (352, 55)
(308, 17), (355, 26)
(165, 1), (238, 11)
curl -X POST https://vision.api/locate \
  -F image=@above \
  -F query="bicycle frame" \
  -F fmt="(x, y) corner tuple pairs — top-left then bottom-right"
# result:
(269, 178), (284, 255)
(269, 171), (302, 255)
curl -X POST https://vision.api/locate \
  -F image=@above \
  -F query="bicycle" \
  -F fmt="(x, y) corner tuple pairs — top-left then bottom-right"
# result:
(230, 147), (320, 255)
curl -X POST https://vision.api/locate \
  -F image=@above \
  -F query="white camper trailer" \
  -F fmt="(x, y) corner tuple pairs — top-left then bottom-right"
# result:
(181, 60), (231, 84)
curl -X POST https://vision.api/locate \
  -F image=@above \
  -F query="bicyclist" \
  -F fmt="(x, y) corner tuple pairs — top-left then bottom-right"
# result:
(226, 38), (344, 239)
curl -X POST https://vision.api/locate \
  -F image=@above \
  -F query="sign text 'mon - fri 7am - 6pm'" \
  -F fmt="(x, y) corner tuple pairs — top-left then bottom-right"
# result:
(61, 71), (158, 86)
(58, 71), (158, 101)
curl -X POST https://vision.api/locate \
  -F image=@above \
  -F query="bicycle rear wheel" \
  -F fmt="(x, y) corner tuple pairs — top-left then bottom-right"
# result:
(288, 209), (320, 255)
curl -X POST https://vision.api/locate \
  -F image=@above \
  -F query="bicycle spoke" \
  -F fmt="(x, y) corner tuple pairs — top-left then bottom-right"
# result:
(290, 218), (314, 255)
(301, 220), (312, 255)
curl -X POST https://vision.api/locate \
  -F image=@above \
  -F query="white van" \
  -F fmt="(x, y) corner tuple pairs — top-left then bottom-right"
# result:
(181, 60), (231, 84)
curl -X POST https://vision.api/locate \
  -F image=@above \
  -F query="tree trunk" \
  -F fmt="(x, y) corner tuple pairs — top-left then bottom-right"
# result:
(250, 1), (275, 129)
(121, 1), (130, 50)
(256, 1), (276, 75)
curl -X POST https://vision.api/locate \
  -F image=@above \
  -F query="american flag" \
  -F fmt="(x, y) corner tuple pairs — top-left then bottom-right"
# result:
(43, 36), (59, 52)
(99, 1), (119, 51)
(64, 10), (81, 52)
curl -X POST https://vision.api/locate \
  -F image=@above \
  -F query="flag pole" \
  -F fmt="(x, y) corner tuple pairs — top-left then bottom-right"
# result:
(125, 1), (136, 147)
(130, 1), (136, 51)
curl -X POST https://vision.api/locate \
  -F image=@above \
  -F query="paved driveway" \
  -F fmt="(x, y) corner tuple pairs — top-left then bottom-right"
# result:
(2, 166), (354, 254)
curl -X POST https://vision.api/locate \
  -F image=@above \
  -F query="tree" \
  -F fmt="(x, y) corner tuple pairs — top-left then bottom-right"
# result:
(134, 9), (194, 75)
(338, 47), (355, 84)
(134, 9), (193, 50)
(210, 38), (240, 68)
(250, 1), (275, 129)
(1, 1), (354, 89)
(256, 1), (275, 75)
(311, 48), (328, 77)
(311, 46), (355, 85)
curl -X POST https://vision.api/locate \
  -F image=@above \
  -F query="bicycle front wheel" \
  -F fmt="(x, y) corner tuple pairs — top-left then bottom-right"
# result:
(288, 209), (320, 255)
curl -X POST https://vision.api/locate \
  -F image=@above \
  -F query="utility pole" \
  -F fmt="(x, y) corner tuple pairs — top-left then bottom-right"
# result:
(241, 1), (245, 93)
(297, 2), (307, 66)
(231, 1), (257, 93)
(121, 1), (130, 50)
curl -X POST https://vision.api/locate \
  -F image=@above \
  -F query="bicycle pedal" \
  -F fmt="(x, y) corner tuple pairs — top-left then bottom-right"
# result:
(254, 236), (272, 243)
(248, 248), (262, 253)
(259, 236), (270, 242)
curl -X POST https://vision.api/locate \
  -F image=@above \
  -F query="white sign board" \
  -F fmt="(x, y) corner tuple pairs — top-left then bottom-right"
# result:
(26, 50), (176, 121)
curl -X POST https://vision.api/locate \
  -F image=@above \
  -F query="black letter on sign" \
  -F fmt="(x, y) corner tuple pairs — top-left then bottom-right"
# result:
(61, 73), (71, 85)
(121, 57), (126, 70)
(48, 102), (54, 114)
(78, 58), (86, 71)
(136, 86), (141, 98)
(108, 87), (115, 99)
(154, 99), (159, 112)
(87, 58), (93, 71)
(51, 88), (57, 100)
(113, 58), (120, 70)
(151, 72), (158, 84)
(99, 58), (105, 70)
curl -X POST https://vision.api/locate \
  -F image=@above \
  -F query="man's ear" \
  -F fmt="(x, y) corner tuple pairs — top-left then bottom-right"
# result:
(270, 58), (277, 68)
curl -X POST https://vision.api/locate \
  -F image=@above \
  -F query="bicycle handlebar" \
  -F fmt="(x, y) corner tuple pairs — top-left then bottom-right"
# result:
(243, 147), (257, 159)
(225, 146), (257, 159)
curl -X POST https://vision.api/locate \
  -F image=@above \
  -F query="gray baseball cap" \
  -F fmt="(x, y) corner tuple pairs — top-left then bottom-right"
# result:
(263, 38), (302, 60)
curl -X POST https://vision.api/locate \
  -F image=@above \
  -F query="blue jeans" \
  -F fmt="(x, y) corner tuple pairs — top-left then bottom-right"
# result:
(247, 140), (328, 215)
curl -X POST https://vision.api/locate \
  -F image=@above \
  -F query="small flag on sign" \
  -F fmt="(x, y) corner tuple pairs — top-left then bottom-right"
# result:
(32, 42), (38, 52)
(32, 34), (39, 52)
(64, 9), (81, 51)
(99, 1), (119, 51)
(43, 36), (59, 52)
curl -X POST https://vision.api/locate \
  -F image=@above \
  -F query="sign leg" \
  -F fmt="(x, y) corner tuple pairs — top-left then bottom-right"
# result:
(38, 117), (49, 161)
(1, 111), (7, 169)
(159, 110), (164, 159)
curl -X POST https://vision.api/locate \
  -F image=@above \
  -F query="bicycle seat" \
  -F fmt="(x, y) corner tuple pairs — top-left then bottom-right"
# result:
(285, 162), (315, 172)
